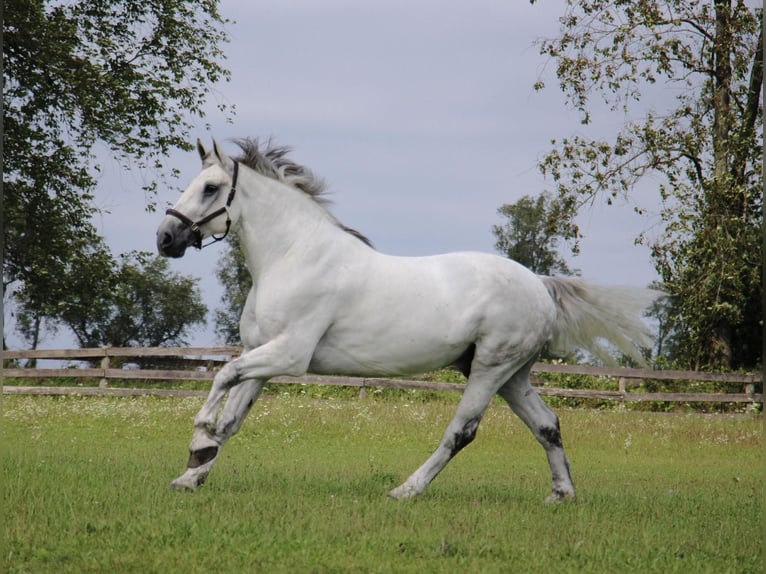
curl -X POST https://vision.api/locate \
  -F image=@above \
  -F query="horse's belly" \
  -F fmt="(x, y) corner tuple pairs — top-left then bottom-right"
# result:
(308, 328), (470, 377)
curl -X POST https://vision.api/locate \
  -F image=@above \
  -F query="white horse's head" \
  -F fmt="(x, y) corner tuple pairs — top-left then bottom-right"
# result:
(157, 139), (241, 258)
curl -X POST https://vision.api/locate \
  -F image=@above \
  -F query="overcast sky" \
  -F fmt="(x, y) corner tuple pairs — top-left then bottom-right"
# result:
(22, 0), (665, 349)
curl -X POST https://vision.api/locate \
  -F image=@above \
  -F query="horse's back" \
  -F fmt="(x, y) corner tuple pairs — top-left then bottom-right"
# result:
(367, 251), (552, 317)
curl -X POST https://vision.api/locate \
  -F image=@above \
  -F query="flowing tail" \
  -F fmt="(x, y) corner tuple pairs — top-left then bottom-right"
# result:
(540, 276), (663, 366)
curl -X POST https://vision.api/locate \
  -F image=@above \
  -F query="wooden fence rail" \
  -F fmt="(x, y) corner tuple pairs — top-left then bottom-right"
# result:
(2, 346), (762, 407)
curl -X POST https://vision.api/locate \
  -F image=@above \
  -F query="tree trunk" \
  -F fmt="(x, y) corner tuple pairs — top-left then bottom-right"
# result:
(707, 0), (735, 368)
(26, 314), (42, 368)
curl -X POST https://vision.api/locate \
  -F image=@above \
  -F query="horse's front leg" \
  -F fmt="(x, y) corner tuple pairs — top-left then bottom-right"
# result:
(193, 360), (240, 434)
(175, 362), (241, 490)
(171, 378), (265, 491)
(171, 338), (311, 491)
(194, 338), (310, 431)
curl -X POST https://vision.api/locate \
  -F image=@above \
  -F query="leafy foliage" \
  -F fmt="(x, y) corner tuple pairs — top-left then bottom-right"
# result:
(7, 191), (113, 348)
(492, 193), (578, 276)
(534, 0), (762, 369)
(3, 0), (232, 193)
(3, 0), (231, 347)
(59, 252), (207, 348)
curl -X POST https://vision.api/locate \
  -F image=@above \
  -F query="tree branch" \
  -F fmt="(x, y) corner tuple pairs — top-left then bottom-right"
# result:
(680, 152), (705, 184)
(731, 21), (763, 187)
(742, 24), (763, 143)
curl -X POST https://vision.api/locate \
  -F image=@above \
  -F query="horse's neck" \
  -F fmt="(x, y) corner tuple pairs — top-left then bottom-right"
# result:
(236, 171), (336, 278)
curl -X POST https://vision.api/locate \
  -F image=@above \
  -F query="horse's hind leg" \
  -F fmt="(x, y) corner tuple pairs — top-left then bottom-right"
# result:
(497, 364), (575, 502)
(171, 378), (265, 491)
(388, 367), (509, 500)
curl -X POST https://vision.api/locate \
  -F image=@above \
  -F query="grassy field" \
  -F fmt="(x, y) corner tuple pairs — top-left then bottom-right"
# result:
(2, 393), (762, 573)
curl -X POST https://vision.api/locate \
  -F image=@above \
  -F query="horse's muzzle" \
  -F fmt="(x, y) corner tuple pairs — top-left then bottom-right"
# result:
(157, 217), (196, 258)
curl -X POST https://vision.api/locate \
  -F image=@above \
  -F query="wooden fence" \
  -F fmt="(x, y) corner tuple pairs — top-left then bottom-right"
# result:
(2, 346), (762, 408)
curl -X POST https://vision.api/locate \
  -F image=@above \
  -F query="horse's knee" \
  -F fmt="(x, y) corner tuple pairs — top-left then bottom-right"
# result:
(449, 416), (481, 456)
(213, 361), (239, 390)
(217, 412), (247, 439)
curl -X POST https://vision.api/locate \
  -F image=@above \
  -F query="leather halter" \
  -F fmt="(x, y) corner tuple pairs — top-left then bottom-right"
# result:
(165, 162), (239, 249)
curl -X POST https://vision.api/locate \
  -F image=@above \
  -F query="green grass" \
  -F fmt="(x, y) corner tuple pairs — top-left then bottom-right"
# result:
(3, 393), (762, 573)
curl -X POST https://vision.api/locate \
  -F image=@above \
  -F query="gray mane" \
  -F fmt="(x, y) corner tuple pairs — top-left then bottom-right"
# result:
(232, 137), (373, 247)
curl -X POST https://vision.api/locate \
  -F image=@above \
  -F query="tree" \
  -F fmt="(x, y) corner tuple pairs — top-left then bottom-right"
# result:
(533, 0), (762, 370)
(59, 252), (207, 349)
(214, 235), (251, 346)
(3, 0), (231, 345)
(492, 193), (578, 276)
(12, 232), (116, 351)
(3, 138), (113, 348)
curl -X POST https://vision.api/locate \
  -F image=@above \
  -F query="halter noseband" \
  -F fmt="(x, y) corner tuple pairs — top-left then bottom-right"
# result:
(166, 161), (239, 250)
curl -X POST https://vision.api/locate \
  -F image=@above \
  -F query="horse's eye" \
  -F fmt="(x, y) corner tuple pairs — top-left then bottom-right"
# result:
(203, 184), (219, 196)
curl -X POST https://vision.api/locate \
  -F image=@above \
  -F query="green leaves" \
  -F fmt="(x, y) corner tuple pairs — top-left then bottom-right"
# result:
(3, 0), (231, 348)
(59, 252), (208, 348)
(492, 193), (578, 275)
(533, 0), (762, 369)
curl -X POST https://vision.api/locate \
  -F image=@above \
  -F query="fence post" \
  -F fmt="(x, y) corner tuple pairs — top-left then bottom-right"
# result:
(744, 383), (755, 413)
(359, 379), (368, 399)
(618, 377), (626, 411)
(99, 347), (110, 388)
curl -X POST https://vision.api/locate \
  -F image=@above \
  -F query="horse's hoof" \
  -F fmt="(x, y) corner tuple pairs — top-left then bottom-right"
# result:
(387, 484), (418, 500)
(170, 470), (204, 492)
(170, 478), (196, 492)
(545, 490), (575, 504)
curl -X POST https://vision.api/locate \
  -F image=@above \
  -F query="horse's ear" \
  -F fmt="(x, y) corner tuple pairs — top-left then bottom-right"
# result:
(212, 139), (226, 163)
(197, 139), (209, 164)
(198, 138), (222, 168)
(212, 139), (233, 170)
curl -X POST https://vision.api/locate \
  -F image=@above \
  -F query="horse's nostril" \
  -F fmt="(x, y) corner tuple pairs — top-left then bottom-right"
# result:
(157, 230), (175, 255)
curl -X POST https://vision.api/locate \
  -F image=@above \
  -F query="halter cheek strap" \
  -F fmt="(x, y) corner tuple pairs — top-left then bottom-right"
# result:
(166, 161), (239, 250)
